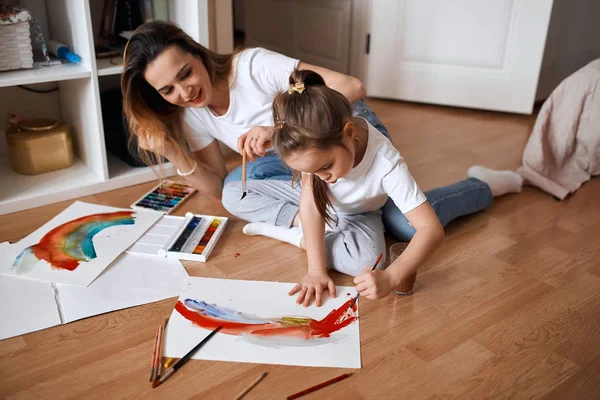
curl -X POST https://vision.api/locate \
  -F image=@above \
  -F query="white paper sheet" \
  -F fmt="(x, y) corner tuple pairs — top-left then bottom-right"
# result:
(0, 243), (62, 340)
(164, 277), (361, 369)
(0, 201), (162, 287)
(57, 253), (189, 323)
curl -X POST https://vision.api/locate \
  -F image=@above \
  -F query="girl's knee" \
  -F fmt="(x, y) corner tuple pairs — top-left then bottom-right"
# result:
(221, 182), (243, 215)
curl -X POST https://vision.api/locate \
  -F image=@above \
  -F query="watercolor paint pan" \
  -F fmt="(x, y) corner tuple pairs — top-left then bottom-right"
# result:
(130, 179), (196, 214)
(127, 213), (228, 263)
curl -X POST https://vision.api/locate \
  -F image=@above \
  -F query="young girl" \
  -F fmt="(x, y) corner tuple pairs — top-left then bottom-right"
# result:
(222, 70), (523, 307)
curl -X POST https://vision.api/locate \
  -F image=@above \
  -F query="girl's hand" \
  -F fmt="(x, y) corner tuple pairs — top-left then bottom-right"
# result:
(288, 270), (336, 307)
(353, 268), (396, 300)
(237, 126), (274, 162)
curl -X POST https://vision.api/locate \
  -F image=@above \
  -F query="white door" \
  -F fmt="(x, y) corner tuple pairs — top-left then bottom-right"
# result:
(366, 0), (554, 114)
(243, 0), (352, 73)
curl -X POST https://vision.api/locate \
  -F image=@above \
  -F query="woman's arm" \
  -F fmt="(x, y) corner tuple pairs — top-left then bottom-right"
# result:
(297, 62), (366, 103)
(153, 139), (227, 201)
(288, 174), (336, 307)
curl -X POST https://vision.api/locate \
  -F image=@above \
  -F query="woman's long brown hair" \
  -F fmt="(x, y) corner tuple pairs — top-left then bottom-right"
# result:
(121, 21), (236, 167)
(272, 69), (353, 224)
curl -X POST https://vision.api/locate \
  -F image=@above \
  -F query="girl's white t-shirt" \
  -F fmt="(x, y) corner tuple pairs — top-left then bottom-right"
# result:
(180, 48), (299, 153)
(327, 120), (428, 215)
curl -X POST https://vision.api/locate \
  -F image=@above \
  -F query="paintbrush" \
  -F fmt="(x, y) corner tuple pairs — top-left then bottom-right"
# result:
(153, 326), (222, 388)
(349, 253), (383, 310)
(241, 150), (247, 200)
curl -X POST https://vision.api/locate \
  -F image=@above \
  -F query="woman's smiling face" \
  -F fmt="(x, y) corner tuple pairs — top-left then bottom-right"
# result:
(144, 45), (213, 108)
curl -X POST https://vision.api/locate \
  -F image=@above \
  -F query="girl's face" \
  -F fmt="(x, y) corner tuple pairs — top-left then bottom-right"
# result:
(283, 123), (357, 184)
(144, 45), (213, 108)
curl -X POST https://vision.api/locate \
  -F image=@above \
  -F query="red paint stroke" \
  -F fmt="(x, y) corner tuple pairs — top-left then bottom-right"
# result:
(234, 253), (241, 258)
(175, 298), (358, 340)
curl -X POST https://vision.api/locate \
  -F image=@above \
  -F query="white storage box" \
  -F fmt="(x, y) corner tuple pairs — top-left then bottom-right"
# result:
(0, 10), (34, 71)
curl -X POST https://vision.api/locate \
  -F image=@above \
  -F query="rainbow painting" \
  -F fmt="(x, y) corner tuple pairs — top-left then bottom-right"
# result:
(175, 297), (358, 342)
(13, 211), (136, 273)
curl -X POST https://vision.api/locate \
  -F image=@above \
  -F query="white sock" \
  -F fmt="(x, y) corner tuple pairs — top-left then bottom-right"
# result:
(242, 222), (304, 247)
(468, 166), (523, 197)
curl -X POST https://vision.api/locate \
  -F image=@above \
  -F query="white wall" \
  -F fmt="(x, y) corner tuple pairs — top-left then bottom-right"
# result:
(536, 0), (600, 99)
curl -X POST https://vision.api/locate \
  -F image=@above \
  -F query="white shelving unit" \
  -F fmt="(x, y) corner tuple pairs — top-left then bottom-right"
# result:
(0, 0), (209, 215)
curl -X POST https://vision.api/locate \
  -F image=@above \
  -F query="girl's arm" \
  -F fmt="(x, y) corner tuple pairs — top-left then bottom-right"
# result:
(354, 202), (444, 299)
(288, 174), (336, 307)
(387, 202), (444, 285)
(297, 62), (366, 104)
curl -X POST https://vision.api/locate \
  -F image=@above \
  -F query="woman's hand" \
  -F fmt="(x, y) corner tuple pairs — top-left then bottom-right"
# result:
(137, 132), (179, 158)
(289, 270), (336, 307)
(353, 268), (396, 300)
(237, 126), (274, 162)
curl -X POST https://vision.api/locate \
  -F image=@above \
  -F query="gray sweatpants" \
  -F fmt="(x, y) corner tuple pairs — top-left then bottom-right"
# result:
(222, 180), (386, 276)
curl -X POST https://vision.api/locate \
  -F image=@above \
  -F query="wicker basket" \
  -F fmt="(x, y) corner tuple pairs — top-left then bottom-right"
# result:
(0, 9), (34, 71)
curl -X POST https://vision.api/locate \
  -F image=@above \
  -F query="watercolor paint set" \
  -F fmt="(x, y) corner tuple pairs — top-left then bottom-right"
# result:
(131, 180), (196, 214)
(127, 213), (228, 262)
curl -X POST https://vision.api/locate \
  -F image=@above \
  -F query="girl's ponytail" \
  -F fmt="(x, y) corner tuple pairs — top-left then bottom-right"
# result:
(272, 68), (353, 225)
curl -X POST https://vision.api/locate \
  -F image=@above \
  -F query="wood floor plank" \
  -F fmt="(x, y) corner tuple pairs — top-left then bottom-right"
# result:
(543, 355), (600, 399)
(473, 272), (600, 357)
(406, 279), (552, 362)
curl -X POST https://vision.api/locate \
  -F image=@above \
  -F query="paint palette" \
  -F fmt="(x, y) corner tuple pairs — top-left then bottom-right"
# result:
(127, 213), (228, 262)
(131, 180), (196, 214)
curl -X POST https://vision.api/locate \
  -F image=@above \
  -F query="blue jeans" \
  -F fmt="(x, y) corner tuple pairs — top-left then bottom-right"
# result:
(223, 100), (493, 241)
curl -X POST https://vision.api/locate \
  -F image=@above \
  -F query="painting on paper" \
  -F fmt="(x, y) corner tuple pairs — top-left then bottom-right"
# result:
(163, 277), (361, 368)
(0, 201), (162, 287)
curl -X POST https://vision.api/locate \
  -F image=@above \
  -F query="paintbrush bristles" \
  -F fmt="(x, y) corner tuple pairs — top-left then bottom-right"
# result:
(241, 151), (247, 200)
(348, 253), (383, 310)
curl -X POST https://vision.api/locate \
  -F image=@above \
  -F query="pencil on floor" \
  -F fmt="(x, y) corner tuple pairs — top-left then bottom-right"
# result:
(154, 326), (222, 388)
(286, 372), (353, 400)
(152, 323), (163, 384)
(234, 372), (268, 400)
(156, 317), (168, 378)
(149, 326), (160, 382)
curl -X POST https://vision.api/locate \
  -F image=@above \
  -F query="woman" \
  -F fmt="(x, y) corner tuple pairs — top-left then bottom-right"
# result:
(121, 21), (376, 198)
(122, 21), (523, 245)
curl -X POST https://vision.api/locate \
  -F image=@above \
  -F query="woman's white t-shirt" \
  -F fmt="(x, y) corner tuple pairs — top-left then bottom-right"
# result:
(327, 120), (428, 215)
(181, 48), (299, 152)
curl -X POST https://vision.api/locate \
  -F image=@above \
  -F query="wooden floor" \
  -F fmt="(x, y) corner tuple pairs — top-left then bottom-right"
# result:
(1, 99), (599, 399)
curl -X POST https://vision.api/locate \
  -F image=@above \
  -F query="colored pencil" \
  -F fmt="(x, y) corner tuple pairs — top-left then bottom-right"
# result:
(153, 326), (222, 388)
(286, 372), (353, 400)
(151, 323), (163, 383)
(241, 150), (247, 200)
(234, 372), (268, 400)
(149, 326), (160, 382)
(156, 317), (168, 378)
(349, 253), (383, 309)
